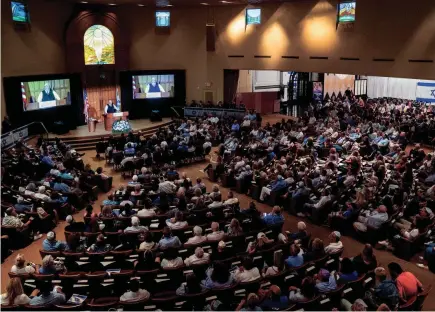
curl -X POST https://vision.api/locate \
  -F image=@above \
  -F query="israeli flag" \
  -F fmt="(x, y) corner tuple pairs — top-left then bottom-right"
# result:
(416, 82), (435, 103)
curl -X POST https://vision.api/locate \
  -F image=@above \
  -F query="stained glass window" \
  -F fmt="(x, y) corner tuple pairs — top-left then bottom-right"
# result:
(156, 11), (170, 27)
(84, 25), (115, 65)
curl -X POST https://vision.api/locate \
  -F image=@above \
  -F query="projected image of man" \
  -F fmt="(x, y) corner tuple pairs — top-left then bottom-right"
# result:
(38, 83), (60, 102)
(145, 77), (165, 93)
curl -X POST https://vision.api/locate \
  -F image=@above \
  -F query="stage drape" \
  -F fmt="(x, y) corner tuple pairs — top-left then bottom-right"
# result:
(224, 69), (240, 104)
(367, 76), (435, 100)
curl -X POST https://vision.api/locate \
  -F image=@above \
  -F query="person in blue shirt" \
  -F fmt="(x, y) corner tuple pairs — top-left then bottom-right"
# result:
(177, 142), (188, 152)
(158, 226), (182, 249)
(337, 257), (359, 285)
(52, 177), (71, 193)
(41, 153), (55, 167)
(124, 143), (135, 156)
(102, 194), (120, 206)
(231, 120), (240, 132)
(285, 244), (304, 268)
(42, 232), (66, 251)
(14, 196), (33, 213)
(259, 175), (288, 201)
(261, 206), (285, 226)
(315, 269), (337, 293)
(259, 285), (289, 311)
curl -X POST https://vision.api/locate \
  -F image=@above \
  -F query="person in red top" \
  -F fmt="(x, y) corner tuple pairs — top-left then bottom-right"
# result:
(388, 262), (423, 303)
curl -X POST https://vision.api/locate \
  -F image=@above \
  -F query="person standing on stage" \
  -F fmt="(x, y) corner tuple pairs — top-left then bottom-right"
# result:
(145, 77), (165, 93)
(104, 100), (118, 114)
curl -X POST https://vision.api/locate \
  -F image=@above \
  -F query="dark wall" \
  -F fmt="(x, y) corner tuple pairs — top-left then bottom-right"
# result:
(120, 70), (186, 119)
(3, 73), (84, 131)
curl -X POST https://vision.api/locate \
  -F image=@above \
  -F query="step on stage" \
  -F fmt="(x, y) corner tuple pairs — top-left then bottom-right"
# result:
(48, 118), (174, 151)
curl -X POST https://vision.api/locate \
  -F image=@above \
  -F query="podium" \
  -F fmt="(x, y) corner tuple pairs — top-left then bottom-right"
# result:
(103, 112), (129, 131)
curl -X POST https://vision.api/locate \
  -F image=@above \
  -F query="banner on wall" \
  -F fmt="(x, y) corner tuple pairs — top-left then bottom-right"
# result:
(416, 82), (435, 103)
(312, 82), (323, 101)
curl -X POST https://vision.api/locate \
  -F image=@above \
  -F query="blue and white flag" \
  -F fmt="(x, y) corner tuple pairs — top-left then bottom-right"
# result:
(416, 82), (435, 103)
(116, 88), (121, 109)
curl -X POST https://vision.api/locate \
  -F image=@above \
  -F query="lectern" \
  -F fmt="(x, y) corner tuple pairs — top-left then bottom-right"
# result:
(103, 112), (129, 131)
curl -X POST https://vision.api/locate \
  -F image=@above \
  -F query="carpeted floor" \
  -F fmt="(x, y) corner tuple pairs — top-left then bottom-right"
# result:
(2, 114), (434, 310)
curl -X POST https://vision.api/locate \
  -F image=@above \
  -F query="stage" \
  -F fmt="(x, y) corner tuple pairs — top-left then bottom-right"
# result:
(48, 118), (173, 139)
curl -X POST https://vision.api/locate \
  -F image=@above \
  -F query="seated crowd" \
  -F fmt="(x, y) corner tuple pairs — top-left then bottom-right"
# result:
(1, 96), (433, 311)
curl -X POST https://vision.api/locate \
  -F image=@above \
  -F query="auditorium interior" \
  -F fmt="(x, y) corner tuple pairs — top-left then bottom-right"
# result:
(1, 0), (435, 310)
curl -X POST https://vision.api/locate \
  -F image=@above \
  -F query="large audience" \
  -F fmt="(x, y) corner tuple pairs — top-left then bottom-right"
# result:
(1, 95), (434, 311)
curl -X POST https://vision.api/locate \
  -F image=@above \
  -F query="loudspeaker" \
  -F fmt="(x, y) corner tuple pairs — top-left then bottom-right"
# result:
(206, 24), (216, 52)
(150, 110), (162, 122)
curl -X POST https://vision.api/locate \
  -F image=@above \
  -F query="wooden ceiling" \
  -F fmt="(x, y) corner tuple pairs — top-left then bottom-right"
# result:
(74, 0), (303, 7)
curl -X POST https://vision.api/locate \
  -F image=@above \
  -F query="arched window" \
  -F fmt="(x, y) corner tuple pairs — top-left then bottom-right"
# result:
(84, 25), (115, 65)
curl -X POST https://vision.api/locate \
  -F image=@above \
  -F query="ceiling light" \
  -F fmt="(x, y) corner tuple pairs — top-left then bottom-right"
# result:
(166, 4), (173, 6)
(108, 3), (116, 5)
(138, 3), (144, 6)
(221, 1), (231, 3)
(200, 2), (209, 4)
(80, 1), (88, 3)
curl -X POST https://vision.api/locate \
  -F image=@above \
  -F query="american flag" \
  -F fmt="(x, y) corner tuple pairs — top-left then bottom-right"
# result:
(21, 82), (27, 110)
(83, 88), (89, 123)
(132, 76), (137, 99)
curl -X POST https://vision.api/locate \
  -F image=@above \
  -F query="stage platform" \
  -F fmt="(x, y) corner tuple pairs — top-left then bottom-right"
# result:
(48, 118), (174, 151)
(48, 118), (173, 139)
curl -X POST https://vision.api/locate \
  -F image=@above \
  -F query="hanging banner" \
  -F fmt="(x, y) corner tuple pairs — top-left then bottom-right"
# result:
(313, 82), (323, 101)
(416, 82), (435, 103)
(1, 127), (29, 149)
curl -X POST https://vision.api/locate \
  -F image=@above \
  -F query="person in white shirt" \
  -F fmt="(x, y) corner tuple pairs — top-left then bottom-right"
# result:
(125, 216), (148, 233)
(137, 204), (156, 217)
(324, 231), (343, 255)
(120, 279), (150, 302)
(206, 222), (226, 241)
(184, 247), (210, 266)
(1, 277), (31, 306)
(160, 248), (184, 268)
(234, 157), (246, 171)
(166, 211), (188, 230)
(10, 254), (36, 275)
(121, 156), (135, 167)
(223, 191), (239, 206)
(34, 186), (50, 201)
(185, 226), (207, 246)
(234, 257), (261, 283)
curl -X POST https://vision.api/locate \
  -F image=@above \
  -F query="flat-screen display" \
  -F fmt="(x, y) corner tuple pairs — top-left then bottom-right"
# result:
(11, 1), (29, 23)
(338, 2), (356, 23)
(22, 79), (71, 111)
(132, 75), (175, 99)
(156, 11), (170, 27)
(246, 8), (261, 25)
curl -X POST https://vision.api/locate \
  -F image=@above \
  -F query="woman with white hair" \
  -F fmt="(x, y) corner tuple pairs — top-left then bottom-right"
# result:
(184, 247), (210, 266)
(11, 254), (36, 274)
(125, 216), (148, 233)
(166, 211), (188, 230)
(34, 186), (50, 201)
(39, 255), (57, 275)
(185, 226), (207, 246)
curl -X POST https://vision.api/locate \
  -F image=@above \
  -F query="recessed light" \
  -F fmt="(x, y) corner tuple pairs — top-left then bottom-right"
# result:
(138, 3), (144, 6)
(108, 3), (116, 5)
(80, 1), (88, 3)
(200, 2), (209, 5)
(166, 4), (173, 6)
(220, 1), (231, 3)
